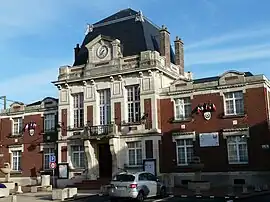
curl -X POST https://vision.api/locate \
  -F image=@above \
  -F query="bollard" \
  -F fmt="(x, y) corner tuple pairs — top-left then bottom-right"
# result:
(195, 186), (201, 195)
(254, 185), (261, 192)
(227, 186), (234, 196)
(16, 185), (23, 194)
(242, 185), (248, 194)
(11, 195), (17, 202)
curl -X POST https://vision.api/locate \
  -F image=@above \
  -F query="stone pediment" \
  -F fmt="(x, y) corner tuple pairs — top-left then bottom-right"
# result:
(85, 35), (122, 64)
(169, 77), (193, 92)
(219, 70), (245, 86)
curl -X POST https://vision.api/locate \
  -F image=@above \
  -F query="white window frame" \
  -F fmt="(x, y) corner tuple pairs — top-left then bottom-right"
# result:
(11, 150), (22, 171)
(71, 145), (85, 168)
(174, 97), (192, 120)
(227, 135), (248, 164)
(99, 89), (111, 125)
(73, 93), (84, 128)
(44, 113), (55, 132)
(175, 138), (194, 166)
(13, 117), (23, 135)
(127, 141), (143, 166)
(224, 91), (244, 116)
(43, 148), (55, 170)
(126, 85), (141, 123)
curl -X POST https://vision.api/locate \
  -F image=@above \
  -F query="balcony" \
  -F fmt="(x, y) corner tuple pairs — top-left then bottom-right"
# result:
(82, 124), (115, 139)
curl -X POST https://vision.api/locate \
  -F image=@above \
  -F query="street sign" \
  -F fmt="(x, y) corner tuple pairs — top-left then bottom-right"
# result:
(50, 155), (56, 163)
(49, 162), (57, 169)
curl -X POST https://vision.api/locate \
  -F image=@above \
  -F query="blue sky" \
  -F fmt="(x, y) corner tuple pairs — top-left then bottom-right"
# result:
(1, 0), (270, 107)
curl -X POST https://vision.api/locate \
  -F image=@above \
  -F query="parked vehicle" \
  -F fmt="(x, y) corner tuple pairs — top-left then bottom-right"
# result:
(108, 171), (167, 202)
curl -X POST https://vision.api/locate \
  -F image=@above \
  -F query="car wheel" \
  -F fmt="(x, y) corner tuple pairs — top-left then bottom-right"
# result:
(136, 191), (145, 202)
(160, 187), (167, 198)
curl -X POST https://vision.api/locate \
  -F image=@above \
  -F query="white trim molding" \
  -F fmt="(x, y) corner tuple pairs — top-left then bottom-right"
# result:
(8, 144), (24, 153)
(39, 142), (56, 152)
(222, 127), (249, 139)
(172, 131), (196, 141)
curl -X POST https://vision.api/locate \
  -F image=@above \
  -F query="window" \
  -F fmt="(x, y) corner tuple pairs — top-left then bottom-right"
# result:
(174, 98), (192, 120)
(12, 151), (22, 171)
(127, 85), (140, 123)
(13, 118), (23, 135)
(44, 114), (55, 132)
(43, 148), (55, 170)
(73, 93), (84, 128)
(227, 136), (248, 164)
(71, 145), (85, 168)
(224, 91), (244, 115)
(176, 139), (194, 165)
(99, 89), (111, 125)
(112, 174), (135, 182)
(138, 173), (148, 181)
(127, 141), (142, 166)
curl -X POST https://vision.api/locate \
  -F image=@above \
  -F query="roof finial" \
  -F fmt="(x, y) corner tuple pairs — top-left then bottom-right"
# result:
(85, 24), (93, 35)
(135, 10), (144, 22)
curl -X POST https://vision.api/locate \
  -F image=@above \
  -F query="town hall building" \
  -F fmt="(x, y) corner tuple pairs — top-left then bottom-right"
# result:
(52, 8), (270, 188)
(1, 8), (270, 189)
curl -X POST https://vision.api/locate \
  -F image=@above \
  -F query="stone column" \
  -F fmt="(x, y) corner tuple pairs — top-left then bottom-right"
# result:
(109, 137), (120, 176)
(84, 140), (99, 180)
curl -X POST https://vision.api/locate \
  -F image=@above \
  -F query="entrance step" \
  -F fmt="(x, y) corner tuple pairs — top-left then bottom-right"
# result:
(66, 178), (111, 190)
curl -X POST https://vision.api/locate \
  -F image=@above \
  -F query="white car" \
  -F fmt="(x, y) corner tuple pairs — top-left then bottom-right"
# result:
(108, 171), (167, 202)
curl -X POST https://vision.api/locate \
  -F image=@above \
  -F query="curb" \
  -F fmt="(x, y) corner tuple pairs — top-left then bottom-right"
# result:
(174, 191), (270, 199)
(67, 194), (102, 201)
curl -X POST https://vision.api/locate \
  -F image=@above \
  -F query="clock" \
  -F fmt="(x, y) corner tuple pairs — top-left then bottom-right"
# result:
(96, 45), (108, 59)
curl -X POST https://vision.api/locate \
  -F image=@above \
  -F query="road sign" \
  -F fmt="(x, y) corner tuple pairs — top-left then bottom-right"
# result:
(49, 162), (57, 169)
(50, 155), (56, 163)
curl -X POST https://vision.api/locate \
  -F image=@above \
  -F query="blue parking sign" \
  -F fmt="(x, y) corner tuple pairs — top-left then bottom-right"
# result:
(50, 155), (56, 163)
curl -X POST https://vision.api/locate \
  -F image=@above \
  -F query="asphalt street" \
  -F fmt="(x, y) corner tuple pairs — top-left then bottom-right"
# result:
(83, 194), (270, 202)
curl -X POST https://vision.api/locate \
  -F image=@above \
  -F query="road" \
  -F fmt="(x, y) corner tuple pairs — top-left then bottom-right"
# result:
(0, 193), (269, 202)
(84, 194), (270, 202)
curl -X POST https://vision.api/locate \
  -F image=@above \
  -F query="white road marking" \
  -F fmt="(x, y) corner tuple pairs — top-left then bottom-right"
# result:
(152, 196), (174, 202)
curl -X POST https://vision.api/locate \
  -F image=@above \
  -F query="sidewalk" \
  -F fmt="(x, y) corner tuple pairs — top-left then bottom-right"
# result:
(0, 190), (101, 202)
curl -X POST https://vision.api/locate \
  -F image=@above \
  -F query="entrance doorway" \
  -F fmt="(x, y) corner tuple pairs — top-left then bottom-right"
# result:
(98, 143), (112, 178)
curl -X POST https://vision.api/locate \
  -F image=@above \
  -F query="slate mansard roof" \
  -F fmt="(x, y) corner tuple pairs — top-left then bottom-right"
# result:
(73, 8), (175, 66)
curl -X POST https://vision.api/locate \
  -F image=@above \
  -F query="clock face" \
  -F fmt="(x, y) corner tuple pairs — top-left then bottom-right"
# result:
(96, 45), (108, 59)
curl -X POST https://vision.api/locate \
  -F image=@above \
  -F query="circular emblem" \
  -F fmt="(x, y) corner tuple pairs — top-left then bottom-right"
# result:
(203, 112), (212, 120)
(96, 45), (108, 59)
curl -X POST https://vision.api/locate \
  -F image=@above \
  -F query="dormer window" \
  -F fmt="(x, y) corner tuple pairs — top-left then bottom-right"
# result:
(174, 97), (192, 120)
(224, 91), (244, 116)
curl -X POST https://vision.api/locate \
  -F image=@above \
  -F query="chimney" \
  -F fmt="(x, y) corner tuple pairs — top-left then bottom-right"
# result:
(74, 44), (80, 59)
(174, 36), (184, 75)
(160, 25), (171, 68)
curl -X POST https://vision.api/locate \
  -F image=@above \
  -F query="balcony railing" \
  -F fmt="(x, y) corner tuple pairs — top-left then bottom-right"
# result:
(83, 124), (114, 138)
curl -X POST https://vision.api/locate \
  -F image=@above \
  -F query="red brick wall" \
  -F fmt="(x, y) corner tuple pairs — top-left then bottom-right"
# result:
(87, 106), (93, 126)
(144, 99), (152, 129)
(61, 109), (67, 136)
(160, 87), (270, 173)
(114, 102), (121, 126)
(0, 114), (44, 177)
(61, 146), (67, 162)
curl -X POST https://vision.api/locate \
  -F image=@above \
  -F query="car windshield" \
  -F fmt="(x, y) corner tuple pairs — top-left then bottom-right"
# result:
(112, 174), (135, 182)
